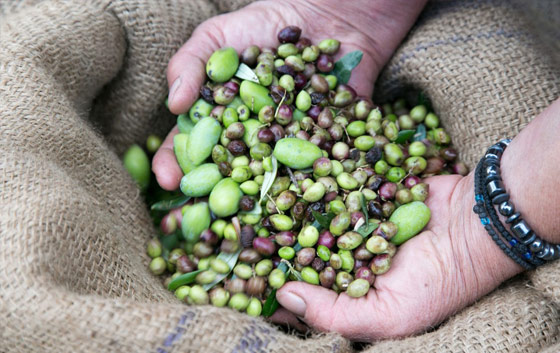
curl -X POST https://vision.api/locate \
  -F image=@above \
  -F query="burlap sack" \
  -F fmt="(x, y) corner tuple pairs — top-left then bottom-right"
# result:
(0, 0), (558, 352)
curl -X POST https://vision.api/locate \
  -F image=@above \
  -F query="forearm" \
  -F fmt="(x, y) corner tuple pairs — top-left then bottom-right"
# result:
(451, 98), (560, 305)
(501, 98), (560, 244)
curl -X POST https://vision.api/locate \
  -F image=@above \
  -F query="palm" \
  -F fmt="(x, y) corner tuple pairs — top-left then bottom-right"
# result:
(276, 175), (476, 341)
(166, 0), (381, 115)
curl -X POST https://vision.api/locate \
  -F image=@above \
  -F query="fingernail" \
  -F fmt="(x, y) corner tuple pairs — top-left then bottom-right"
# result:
(280, 292), (306, 317)
(168, 77), (182, 107)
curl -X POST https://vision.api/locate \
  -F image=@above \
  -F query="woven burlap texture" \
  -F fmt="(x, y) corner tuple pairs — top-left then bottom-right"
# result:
(0, 0), (558, 352)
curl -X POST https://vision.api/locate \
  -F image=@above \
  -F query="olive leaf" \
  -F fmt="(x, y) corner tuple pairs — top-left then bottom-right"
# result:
(151, 195), (191, 211)
(311, 211), (336, 230)
(203, 248), (242, 291)
(160, 230), (180, 252)
(361, 194), (369, 225)
(167, 269), (203, 291)
(234, 63), (259, 83)
(260, 155), (278, 202)
(413, 124), (427, 142)
(394, 130), (416, 144)
(417, 91), (432, 111)
(356, 222), (379, 238)
(331, 50), (363, 84)
(262, 289), (280, 317)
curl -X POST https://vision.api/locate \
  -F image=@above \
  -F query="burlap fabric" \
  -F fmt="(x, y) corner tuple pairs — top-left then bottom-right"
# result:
(0, 0), (558, 352)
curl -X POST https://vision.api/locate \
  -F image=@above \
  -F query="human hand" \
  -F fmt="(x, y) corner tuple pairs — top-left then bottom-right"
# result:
(153, 0), (427, 190)
(275, 173), (524, 341)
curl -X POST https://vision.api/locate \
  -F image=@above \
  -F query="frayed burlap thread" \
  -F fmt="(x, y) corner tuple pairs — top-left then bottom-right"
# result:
(0, 0), (558, 352)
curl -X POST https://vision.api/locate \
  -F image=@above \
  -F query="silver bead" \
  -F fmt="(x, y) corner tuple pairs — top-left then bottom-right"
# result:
(543, 245), (557, 261)
(512, 220), (531, 240)
(487, 180), (505, 198)
(537, 243), (551, 259)
(529, 238), (544, 253)
(499, 201), (515, 216)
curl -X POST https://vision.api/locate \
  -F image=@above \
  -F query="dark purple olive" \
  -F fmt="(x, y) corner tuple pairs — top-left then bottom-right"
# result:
(319, 267), (336, 288)
(278, 25), (302, 43)
(176, 255), (196, 273)
(317, 54), (334, 72)
(355, 267), (375, 285)
(295, 37), (312, 51)
(257, 128), (274, 143)
(310, 92), (326, 105)
(269, 124), (285, 142)
(378, 182), (397, 200)
(294, 73), (307, 90)
(200, 85), (214, 103)
(275, 231), (296, 247)
(367, 200), (383, 219)
(253, 237), (276, 257)
(227, 140), (247, 156)
(317, 230), (335, 249)
(312, 257), (325, 272)
(307, 105), (321, 121)
(200, 229), (219, 245)
(365, 147), (382, 165)
(277, 64), (295, 77)
(367, 175), (385, 191)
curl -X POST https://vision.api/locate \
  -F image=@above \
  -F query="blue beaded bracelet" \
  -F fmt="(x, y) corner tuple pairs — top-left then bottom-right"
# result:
(473, 139), (560, 269)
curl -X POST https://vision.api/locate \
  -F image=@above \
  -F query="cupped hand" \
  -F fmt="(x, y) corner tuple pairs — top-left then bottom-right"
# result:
(153, 0), (427, 190)
(275, 173), (524, 341)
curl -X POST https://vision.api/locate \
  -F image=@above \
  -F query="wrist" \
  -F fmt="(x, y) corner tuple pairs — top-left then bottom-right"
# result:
(449, 173), (524, 303)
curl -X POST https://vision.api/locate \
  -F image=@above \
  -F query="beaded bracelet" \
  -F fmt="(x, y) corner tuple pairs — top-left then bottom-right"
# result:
(473, 139), (560, 269)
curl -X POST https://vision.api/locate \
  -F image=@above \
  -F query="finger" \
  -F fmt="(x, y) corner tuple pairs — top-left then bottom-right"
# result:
(268, 308), (309, 333)
(166, 21), (224, 115)
(277, 282), (382, 340)
(152, 126), (182, 190)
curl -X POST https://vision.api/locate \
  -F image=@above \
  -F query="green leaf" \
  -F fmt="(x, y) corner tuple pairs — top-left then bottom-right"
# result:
(167, 269), (204, 291)
(260, 156), (278, 202)
(160, 231), (180, 252)
(235, 63), (260, 83)
(202, 248), (242, 291)
(293, 243), (303, 252)
(262, 289), (280, 317)
(356, 222), (379, 238)
(331, 51), (363, 84)
(151, 195), (191, 211)
(394, 130), (415, 144)
(417, 92), (432, 111)
(413, 124), (427, 142)
(361, 194), (369, 225)
(311, 211), (336, 230)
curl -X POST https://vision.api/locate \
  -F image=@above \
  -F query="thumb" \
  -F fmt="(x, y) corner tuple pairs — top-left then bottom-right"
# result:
(276, 281), (380, 340)
(166, 20), (224, 114)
